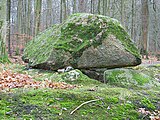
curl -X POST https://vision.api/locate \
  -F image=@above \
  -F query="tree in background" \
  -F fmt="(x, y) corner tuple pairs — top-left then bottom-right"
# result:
(34, 0), (42, 36)
(97, 0), (101, 14)
(141, 0), (149, 59)
(120, 0), (125, 26)
(6, 0), (160, 57)
(152, 0), (159, 53)
(73, 0), (77, 13)
(60, 0), (63, 23)
(79, 0), (85, 13)
(60, 0), (67, 23)
(0, 0), (9, 63)
(46, 0), (52, 28)
(7, 0), (11, 56)
(27, 0), (32, 36)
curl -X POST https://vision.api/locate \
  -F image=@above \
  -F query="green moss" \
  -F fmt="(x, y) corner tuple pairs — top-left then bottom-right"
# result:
(23, 13), (140, 67)
(0, 55), (10, 63)
(61, 69), (101, 85)
(131, 72), (150, 85)
(0, 87), (141, 120)
(155, 64), (160, 67)
(108, 103), (139, 120)
(0, 20), (3, 28)
(23, 24), (61, 65)
(0, 41), (10, 63)
(105, 97), (119, 104)
(105, 68), (155, 88)
(1, 63), (159, 119)
(141, 98), (156, 110)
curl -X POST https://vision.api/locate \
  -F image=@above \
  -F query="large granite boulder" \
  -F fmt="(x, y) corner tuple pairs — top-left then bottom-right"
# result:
(22, 13), (141, 70)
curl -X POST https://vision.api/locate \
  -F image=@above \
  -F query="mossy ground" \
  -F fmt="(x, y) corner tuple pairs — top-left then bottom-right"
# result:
(0, 56), (10, 63)
(0, 63), (160, 120)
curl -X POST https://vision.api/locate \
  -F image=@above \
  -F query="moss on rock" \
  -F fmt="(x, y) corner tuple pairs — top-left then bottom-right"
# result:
(104, 68), (158, 88)
(23, 13), (141, 70)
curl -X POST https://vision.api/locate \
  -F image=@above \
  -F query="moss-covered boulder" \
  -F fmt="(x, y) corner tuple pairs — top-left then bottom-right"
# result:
(23, 13), (141, 70)
(104, 68), (159, 88)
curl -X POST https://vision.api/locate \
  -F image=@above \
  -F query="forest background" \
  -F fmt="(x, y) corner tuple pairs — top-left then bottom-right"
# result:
(1, 0), (160, 58)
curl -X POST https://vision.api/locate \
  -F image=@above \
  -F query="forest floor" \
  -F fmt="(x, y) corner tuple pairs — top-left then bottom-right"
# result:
(0, 56), (160, 120)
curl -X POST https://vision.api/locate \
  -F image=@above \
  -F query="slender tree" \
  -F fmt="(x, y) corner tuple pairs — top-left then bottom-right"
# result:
(0, 0), (9, 63)
(91, 0), (93, 13)
(141, 0), (149, 59)
(46, 0), (52, 28)
(7, 0), (11, 56)
(98, 0), (101, 14)
(102, 0), (106, 15)
(17, 0), (22, 34)
(34, 0), (42, 36)
(27, 0), (32, 36)
(107, 0), (111, 16)
(131, 0), (135, 40)
(60, 0), (63, 23)
(153, 0), (158, 53)
(79, 0), (85, 13)
(73, 0), (76, 13)
(121, 0), (125, 26)
(63, 0), (67, 20)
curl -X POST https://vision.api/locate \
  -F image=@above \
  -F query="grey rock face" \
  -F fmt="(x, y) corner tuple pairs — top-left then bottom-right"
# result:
(78, 35), (141, 69)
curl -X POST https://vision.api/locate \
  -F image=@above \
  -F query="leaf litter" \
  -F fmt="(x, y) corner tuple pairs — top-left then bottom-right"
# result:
(138, 108), (160, 120)
(0, 70), (76, 91)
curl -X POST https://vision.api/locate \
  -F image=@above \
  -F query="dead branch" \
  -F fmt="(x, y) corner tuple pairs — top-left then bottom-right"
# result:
(70, 98), (101, 115)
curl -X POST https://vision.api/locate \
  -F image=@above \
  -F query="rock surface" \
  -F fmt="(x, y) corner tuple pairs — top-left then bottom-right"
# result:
(23, 13), (141, 71)
(78, 35), (141, 68)
(104, 68), (156, 88)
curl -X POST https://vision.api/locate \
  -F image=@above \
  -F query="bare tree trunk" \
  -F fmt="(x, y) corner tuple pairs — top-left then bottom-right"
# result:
(91, 0), (93, 13)
(98, 0), (101, 14)
(0, 0), (9, 63)
(17, 0), (22, 34)
(73, 0), (76, 13)
(141, 0), (149, 59)
(7, 0), (11, 56)
(47, 0), (52, 28)
(102, 0), (106, 15)
(79, 0), (85, 13)
(153, 0), (158, 53)
(66, 0), (70, 16)
(27, 0), (31, 36)
(121, 0), (125, 26)
(63, 0), (67, 21)
(131, 0), (134, 40)
(34, 0), (42, 36)
(107, 0), (111, 16)
(16, 0), (22, 54)
(60, 0), (63, 23)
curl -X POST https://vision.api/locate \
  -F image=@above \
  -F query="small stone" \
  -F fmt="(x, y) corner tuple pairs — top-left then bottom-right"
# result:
(5, 111), (11, 115)
(107, 106), (111, 110)
(55, 98), (64, 101)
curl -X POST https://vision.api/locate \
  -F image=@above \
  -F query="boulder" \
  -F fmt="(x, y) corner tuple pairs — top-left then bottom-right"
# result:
(104, 68), (157, 88)
(23, 13), (141, 70)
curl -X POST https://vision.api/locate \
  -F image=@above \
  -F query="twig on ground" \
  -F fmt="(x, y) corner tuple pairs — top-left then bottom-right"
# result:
(70, 98), (102, 115)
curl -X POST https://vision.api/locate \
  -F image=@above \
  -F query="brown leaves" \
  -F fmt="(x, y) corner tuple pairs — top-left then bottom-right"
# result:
(138, 108), (160, 120)
(0, 70), (76, 91)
